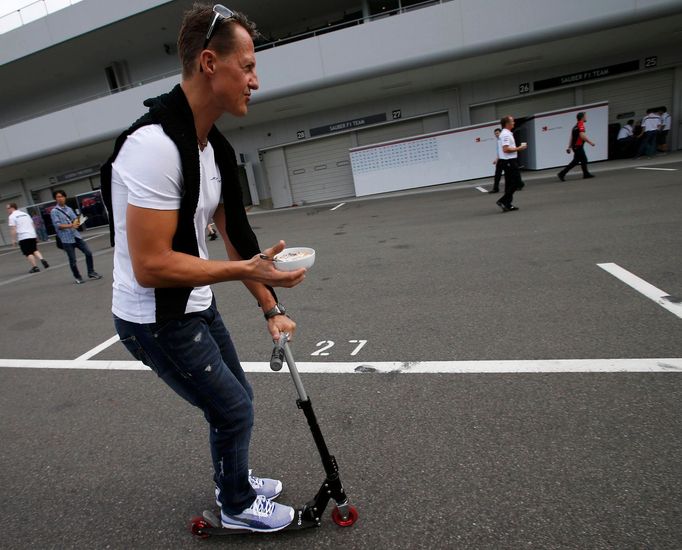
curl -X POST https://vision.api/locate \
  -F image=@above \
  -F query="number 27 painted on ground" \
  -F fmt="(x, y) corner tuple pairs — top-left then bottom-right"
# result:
(311, 340), (367, 356)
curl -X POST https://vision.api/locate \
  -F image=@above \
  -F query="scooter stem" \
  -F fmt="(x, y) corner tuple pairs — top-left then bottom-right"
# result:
(271, 333), (309, 402)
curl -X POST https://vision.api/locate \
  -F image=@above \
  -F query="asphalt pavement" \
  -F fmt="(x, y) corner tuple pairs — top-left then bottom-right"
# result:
(1, 154), (680, 549)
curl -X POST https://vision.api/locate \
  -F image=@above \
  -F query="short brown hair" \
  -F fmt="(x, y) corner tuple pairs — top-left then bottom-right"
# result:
(177, 3), (259, 78)
(500, 115), (514, 128)
(7, 202), (17, 210)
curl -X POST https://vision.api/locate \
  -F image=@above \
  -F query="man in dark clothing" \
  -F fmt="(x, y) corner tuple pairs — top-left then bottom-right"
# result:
(558, 112), (595, 181)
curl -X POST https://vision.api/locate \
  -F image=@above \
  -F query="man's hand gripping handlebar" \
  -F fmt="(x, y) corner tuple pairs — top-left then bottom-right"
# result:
(270, 332), (290, 371)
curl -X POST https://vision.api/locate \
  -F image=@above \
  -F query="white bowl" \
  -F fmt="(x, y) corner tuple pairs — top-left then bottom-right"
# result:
(274, 247), (315, 271)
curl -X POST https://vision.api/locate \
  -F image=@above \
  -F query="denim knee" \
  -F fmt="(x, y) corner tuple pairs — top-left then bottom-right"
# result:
(209, 396), (254, 434)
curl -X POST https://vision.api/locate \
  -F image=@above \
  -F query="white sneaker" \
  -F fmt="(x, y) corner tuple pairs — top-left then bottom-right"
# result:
(215, 469), (283, 507)
(220, 495), (294, 532)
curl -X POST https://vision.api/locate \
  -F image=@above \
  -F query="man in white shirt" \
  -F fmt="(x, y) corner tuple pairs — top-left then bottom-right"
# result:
(495, 115), (527, 212)
(489, 127), (503, 193)
(101, 5), (306, 533)
(616, 119), (636, 158)
(637, 109), (661, 158)
(6, 203), (50, 273)
(657, 106), (671, 153)
(617, 120), (634, 141)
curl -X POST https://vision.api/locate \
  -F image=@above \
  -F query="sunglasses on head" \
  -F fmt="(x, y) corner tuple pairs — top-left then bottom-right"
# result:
(203, 4), (235, 49)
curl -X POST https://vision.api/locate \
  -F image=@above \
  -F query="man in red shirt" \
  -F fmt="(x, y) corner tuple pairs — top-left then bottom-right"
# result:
(557, 112), (595, 181)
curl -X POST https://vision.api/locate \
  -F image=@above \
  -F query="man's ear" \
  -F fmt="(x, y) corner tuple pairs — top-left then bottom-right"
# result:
(200, 50), (217, 74)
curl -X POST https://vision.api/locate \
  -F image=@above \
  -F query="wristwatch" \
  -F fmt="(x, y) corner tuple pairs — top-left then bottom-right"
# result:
(264, 303), (286, 320)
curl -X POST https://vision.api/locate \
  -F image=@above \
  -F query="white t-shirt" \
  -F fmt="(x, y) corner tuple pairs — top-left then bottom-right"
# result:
(498, 128), (517, 160)
(661, 112), (671, 131)
(8, 210), (37, 241)
(496, 136), (504, 159)
(617, 124), (633, 140)
(642, 114), (661, 132)
(110, 124), (222, 324)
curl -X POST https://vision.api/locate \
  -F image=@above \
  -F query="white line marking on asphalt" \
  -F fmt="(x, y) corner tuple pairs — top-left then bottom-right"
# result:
(330, 202), (346, 211)
(75, 334), (121, 361)
(635, 167), (678, 171)
(1, 358), (680, 373)
(475, 186), (488, 193)
(598, 263), (682, 319)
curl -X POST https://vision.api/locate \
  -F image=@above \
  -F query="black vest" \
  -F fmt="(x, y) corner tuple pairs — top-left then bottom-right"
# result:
(100, 84), (275, 323)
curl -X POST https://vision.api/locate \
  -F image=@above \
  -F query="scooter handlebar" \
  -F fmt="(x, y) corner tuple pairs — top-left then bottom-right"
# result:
(270, 333), (290, 371)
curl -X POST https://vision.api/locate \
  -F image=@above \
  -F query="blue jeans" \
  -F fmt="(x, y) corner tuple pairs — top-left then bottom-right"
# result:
(114, 301), (256, 514)
(62, 238), (94, 279)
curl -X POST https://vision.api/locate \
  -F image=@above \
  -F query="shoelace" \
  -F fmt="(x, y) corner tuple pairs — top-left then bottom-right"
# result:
(248, 470), (264, 489)
(249, 495), (275, 516)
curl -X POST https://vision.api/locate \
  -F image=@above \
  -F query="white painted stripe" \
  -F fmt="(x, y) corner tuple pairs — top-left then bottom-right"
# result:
(598, 263), (682, 319)
(330, 202), (346, 211)
(0, 358), (680, 373)
(75, 334), (121, 361)
(475, 186), (488, 193)
(635, 167), (677, 171)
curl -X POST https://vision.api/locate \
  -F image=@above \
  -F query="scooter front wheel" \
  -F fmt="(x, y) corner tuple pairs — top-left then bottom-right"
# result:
(331, 505), (359, 527)
(189, 516), (211, 538)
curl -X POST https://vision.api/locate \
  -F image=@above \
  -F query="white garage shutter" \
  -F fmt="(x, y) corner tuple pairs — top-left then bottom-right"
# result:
(582, 70), (673, 122)
(284, 134), (355, 205)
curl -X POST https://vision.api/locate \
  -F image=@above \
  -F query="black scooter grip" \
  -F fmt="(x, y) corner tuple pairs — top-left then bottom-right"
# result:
(270, 333), (290, 371)
(270, 346), (284, 371)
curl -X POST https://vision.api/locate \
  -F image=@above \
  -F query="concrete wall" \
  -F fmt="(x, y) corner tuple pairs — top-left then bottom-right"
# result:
(0, 0), (172, 65)
(5, 0), (680, 169)
(2, 0), (681, 199)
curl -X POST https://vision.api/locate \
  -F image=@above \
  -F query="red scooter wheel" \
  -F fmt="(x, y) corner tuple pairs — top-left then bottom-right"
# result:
(189, 516), (211, 538)
(331, 505), (359, 527)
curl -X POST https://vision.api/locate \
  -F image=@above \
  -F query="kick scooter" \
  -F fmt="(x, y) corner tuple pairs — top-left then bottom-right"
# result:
(189, 333), (358, 538)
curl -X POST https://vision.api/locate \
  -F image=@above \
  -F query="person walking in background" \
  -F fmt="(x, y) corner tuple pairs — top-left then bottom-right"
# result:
(489, 127), (503, 193)
(50, 189), (102, 284)
(557, 112), (595, 181)
(32, 212), (49, 242)
(636, 108), (661, 159)
(207, 222), (219, 240)
(6, 203), (50, 273)
(495, 115), (526, 212)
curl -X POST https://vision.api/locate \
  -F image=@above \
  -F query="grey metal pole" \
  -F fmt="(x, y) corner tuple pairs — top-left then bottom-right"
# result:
(283, 340), (308, 402)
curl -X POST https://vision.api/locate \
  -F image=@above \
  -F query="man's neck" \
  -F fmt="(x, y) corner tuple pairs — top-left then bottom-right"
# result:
(180, 79), (221, 143)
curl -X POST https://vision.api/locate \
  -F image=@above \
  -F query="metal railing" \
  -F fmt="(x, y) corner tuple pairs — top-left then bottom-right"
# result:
(254, 0), (446, 52)
(0, 0), (83, 35)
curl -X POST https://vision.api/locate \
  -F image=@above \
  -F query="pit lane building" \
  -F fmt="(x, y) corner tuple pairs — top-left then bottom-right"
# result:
(0, 0), (681, 238)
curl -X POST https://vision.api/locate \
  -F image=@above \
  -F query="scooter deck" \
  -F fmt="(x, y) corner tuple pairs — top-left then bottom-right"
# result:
(190, 507), (320, 537)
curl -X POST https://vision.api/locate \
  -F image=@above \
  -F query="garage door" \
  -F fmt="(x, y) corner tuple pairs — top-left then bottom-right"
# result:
(582, 69), (673, 122)
(285, 134), (355, 205)
(282, 114), (452, 205)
